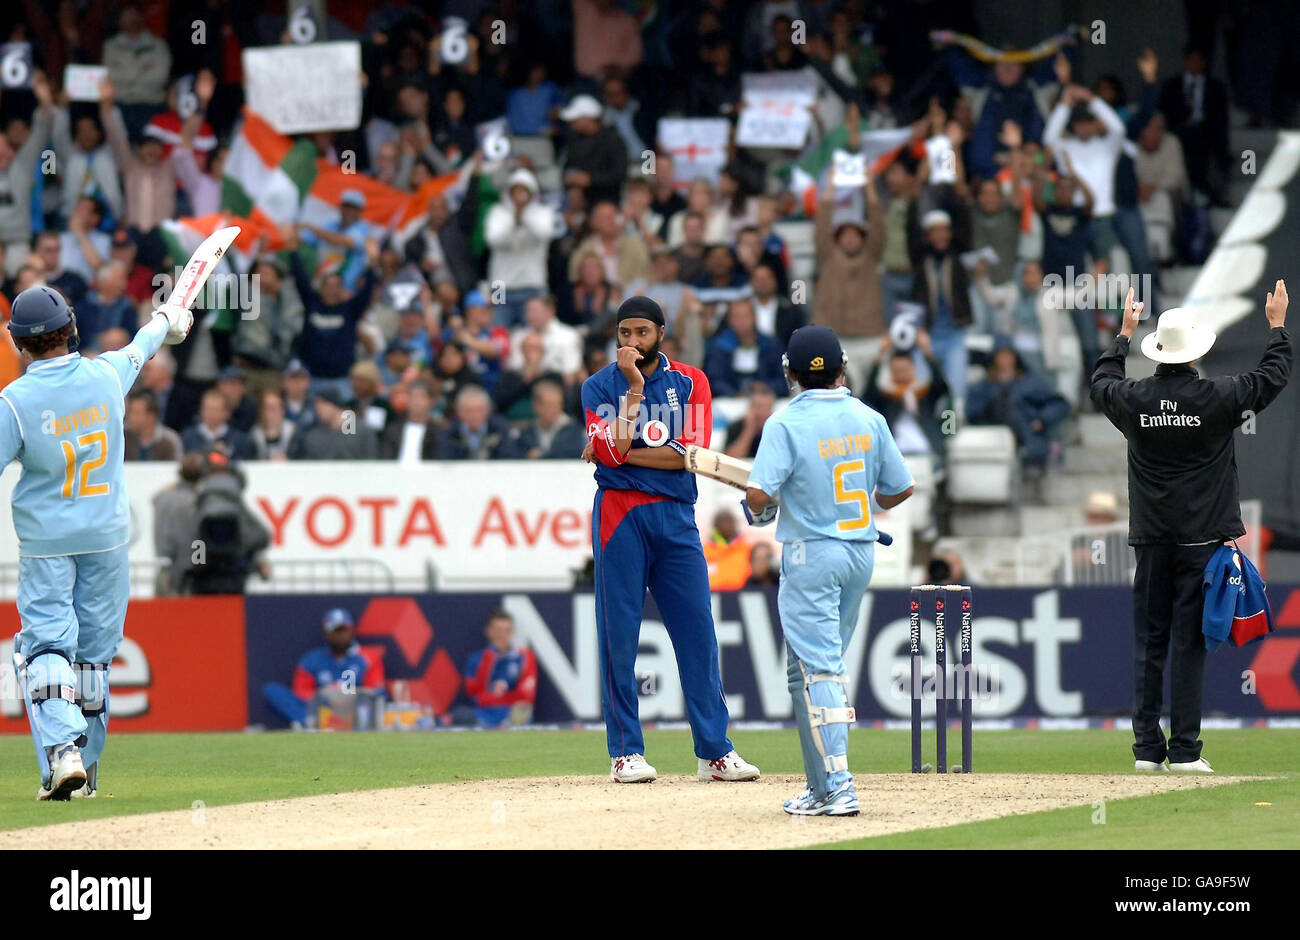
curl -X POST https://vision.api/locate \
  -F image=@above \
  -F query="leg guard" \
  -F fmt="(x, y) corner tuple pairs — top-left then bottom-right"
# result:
(12, 645), (50, 785)
(787, 644), (856, 800)
(74, 662), (110, 770)
(23, 651), (87, 784)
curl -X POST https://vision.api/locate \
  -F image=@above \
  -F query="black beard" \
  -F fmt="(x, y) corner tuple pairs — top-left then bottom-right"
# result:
(636, 340), (662, 366)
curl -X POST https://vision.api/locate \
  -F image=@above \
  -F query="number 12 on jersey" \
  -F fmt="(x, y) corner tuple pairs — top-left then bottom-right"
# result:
(60, 431), (109, 499)
(833, 458), (870, 531)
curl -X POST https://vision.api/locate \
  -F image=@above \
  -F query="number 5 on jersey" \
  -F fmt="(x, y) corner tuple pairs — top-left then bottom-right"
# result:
(60, 431), (109, 499)
(833, 458), (870, 531)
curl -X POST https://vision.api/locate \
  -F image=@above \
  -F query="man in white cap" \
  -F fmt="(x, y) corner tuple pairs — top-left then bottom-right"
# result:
(1091, 284), (1291, 773)
(559, 94), (626, 205)
(484, 167), (555, 327)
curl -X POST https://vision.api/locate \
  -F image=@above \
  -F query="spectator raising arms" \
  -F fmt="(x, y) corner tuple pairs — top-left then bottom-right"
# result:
(813, 174), (885, 382)
(0, 72), (54, 276)
(287, 229), (379, 402)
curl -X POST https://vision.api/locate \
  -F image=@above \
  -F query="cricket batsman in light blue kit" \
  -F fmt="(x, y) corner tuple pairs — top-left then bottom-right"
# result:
(745, 326), (914, 816)
(2, 285), (194, 799)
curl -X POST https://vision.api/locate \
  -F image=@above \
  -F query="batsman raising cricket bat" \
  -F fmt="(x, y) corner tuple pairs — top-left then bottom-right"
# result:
(579, 295), (760, 784)
(2, 225), (238, 800)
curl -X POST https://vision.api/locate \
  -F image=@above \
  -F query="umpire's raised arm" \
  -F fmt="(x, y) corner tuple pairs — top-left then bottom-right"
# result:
(1217, 280), (1292, 421)
(1089, 287), (1145, 427)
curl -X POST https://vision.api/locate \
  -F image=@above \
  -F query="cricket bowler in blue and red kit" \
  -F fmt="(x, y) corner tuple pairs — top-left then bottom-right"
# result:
(581, 296), (759, 784)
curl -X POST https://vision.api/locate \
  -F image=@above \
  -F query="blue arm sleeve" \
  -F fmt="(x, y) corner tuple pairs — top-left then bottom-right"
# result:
(748, 420), (794, 497)
(0, 396), (23, 466)
(100, 315), (169, 396)
(875, 424), (915, 495)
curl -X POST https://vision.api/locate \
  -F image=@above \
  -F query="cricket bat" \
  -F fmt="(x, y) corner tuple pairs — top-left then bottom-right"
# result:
(685, 444), (752, 491)
(158, 225), (241, 344)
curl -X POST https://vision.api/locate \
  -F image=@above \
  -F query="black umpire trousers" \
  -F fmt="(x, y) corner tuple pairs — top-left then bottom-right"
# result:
(1131, 542), (1221, 763)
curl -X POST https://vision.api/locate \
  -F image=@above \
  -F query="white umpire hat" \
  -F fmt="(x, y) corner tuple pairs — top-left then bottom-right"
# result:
(1140, 308), (1216, 364)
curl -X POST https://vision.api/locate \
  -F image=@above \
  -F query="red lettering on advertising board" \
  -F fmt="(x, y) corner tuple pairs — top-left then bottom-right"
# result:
(306, 497), (353, 546)
(398, 499), (447, 547)
(474, 498), (593, 549)
(259, 496), (299, 545)
(475, 497), (513, 547)
(552, 509), (585, 548)
(358, 496), (398, 542)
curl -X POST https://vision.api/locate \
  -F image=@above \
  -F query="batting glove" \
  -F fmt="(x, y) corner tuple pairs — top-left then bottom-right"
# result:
(155, 303), (194, 345)
(742, 496), (778, 527)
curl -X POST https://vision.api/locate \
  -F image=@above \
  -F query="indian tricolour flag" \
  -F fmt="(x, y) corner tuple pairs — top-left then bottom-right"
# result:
(160, 108), (469, 269)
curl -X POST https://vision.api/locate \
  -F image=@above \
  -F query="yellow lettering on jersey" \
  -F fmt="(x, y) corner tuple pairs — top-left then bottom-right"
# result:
(52, 403), (109, 437)
(818, 433), (873, 458)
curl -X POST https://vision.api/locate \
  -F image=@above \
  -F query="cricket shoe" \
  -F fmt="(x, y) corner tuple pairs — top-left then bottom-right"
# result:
(699, 750), (760, 781)
(70, 762), (98, 798)
(610, 754), (657, 783)
(1169, 757), (1214, 774)
(783, 781), (860, 817)
(37, 743), (87, 802)
(1134, 760), (1169, 773)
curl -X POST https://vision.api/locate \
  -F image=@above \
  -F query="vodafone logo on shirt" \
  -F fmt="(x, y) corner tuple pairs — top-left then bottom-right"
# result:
(642, 420), (670, 447)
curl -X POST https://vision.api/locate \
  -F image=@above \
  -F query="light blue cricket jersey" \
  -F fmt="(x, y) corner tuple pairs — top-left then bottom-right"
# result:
(749, 386), (914, 544)
(0, 315), (168, 557)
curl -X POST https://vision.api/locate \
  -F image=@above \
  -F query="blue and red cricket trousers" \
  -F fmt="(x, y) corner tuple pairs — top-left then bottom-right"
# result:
(592, 488), (733, 760)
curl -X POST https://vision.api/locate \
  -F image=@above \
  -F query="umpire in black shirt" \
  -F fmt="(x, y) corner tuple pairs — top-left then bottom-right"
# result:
(1091, 283), (1291, 773)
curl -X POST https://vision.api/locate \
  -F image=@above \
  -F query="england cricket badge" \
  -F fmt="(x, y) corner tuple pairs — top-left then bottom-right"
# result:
(642, 420), (670, 447)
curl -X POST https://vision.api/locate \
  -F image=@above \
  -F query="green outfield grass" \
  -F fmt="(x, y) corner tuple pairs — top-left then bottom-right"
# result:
(1, 728), (1295, 847)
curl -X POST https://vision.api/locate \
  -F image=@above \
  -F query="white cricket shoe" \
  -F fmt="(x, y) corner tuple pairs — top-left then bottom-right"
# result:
(37, 743), (87, 802)
(783, 781), (860, 817)
(698, 750), (760, 781)
(1169, 757), (1214, 774)
(782, 787), (817, 813)
(610, 753), (657, 783)
(1134, 759), (1169, 773)
(70, 762), (98, 798)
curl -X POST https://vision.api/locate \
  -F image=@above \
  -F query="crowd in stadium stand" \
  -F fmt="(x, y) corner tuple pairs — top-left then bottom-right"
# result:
(0, 0), (1278, 507)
